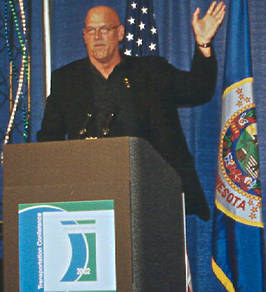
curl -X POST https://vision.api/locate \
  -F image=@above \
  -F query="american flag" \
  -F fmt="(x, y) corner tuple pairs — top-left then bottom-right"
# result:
(123, 0), (159, 56)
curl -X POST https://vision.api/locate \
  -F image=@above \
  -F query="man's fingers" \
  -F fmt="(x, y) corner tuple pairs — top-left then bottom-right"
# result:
(192, 7), (200, 24)
(212, 2), (226, 17)
(213, 4), (226, 25)
(207, 1), (226, 17)
(216, 9), (226, 25)
(207, 1), (217, 15)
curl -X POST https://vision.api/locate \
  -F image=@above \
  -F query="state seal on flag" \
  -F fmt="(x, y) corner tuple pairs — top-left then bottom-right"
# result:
(221, 106), (261, 197)
(216, 100), (263, 225)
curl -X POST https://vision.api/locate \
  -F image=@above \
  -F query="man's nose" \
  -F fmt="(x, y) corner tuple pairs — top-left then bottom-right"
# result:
(94, 29), (103, 39)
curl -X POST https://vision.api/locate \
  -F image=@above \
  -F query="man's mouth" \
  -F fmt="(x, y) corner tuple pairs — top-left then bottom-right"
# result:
(94, 43), (106, 47)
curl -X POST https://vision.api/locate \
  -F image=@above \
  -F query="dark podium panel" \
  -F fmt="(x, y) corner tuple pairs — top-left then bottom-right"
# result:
(3, 137), (185, 292)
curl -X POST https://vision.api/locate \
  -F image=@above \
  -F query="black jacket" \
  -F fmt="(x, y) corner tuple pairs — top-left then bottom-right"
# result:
(37, 46), (217, 221)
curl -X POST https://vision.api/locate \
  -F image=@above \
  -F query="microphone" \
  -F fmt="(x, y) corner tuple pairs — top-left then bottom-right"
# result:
(79, 112), (93, 139)
(102, 113), (116, 136)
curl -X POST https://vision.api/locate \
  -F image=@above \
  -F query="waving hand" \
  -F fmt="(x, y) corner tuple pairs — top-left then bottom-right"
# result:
(192, 1), (226, 55)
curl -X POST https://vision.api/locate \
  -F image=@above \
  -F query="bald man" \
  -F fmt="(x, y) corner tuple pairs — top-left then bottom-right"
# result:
(82, 6), (125, 78)
(38, 3), (225, 221)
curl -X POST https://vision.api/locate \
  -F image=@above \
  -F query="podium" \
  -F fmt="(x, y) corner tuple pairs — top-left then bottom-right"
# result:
(3, 137), (185, 291)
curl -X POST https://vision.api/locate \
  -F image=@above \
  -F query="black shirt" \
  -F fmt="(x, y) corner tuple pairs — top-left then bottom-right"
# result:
(85, 60), (147, 138)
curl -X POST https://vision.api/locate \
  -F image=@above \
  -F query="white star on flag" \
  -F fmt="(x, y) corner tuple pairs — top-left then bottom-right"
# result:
(124, 49), (132, 56)
(150, 26), (157, 34)
(141, 7), (148, 14)
(124, 0), (159, 56)
(128, 17), (135, 25)
(126, 33), (134, 41)
(139, 22), (145, 30)
(149, 42), (156, 51)
(131, 2), (137, 9)
(136, 38), (143, 46)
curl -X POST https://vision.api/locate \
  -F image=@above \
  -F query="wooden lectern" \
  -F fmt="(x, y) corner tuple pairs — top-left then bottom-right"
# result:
(3, 137), (185, 291)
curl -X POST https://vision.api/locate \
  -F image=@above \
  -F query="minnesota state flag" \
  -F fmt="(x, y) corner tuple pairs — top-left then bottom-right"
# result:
(212, 0), (264, 291)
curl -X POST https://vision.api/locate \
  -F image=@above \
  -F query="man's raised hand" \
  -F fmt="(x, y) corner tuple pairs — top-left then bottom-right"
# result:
(192, 1), (226, 46)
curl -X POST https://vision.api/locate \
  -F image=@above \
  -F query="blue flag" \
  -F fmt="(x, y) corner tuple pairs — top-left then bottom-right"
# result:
(123, 0), (159, 56)
(212, 0), (264, 291)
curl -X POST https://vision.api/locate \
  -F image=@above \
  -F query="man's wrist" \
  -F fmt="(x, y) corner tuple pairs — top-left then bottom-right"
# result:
(195, 41), (212, 58)
(196, 41), (211, 48)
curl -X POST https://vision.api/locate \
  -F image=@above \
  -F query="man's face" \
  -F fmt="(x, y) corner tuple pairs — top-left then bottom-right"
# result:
(83, 8), (124, 64)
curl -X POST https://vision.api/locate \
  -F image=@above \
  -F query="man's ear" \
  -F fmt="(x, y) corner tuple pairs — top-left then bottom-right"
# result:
(118, 25), (125, 41)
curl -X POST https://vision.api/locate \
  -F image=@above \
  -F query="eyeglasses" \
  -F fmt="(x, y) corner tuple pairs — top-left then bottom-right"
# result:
(83, 25), (121, 36)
